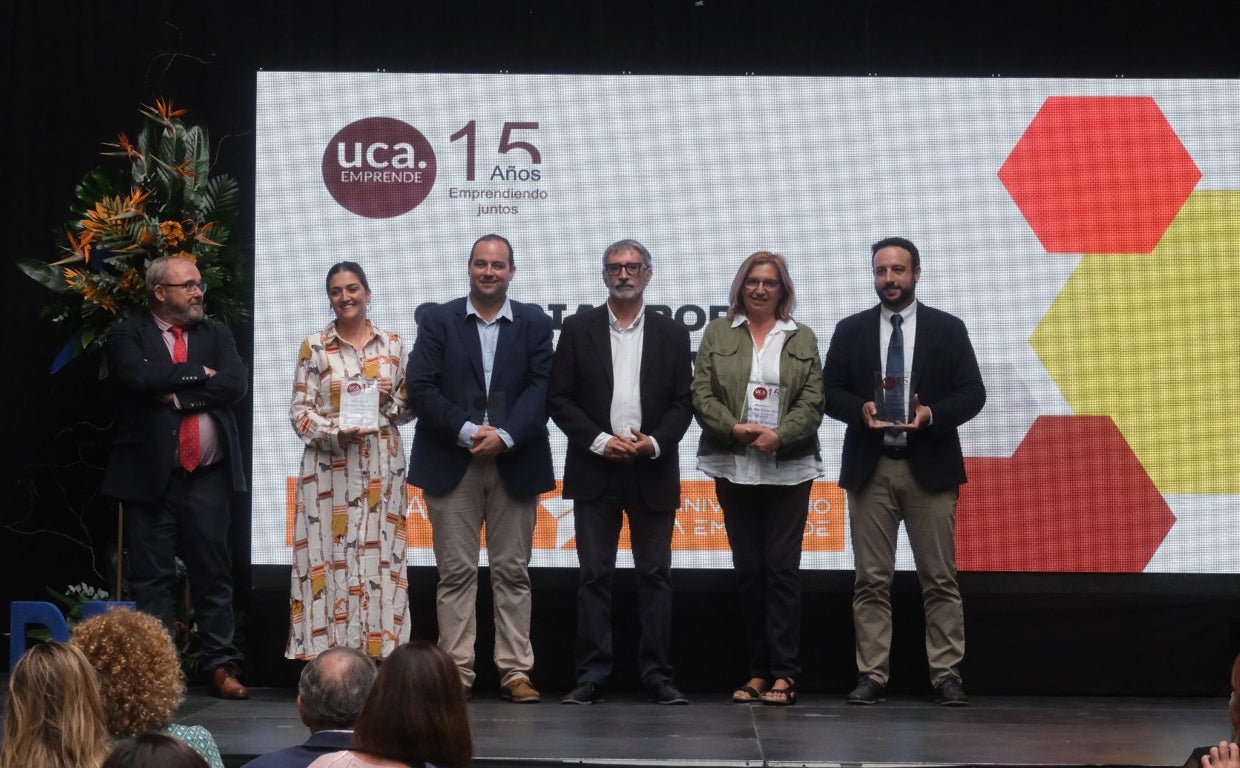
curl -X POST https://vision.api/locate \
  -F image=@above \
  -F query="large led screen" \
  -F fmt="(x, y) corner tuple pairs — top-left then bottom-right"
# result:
(254, 72), (1240, 572)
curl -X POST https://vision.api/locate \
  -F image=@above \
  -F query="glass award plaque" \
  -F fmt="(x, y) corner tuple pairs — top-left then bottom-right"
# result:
(874, 370), (908, 425)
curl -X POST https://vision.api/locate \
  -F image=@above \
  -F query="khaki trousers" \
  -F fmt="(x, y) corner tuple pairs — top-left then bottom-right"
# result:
(848, 456), (964, 686)
(426, 456), (536, 688)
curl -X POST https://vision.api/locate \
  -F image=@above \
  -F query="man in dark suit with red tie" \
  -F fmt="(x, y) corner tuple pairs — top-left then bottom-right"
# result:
(823, 237), (985, 707)
(548, 239), (693, 705)
(407, 234), (555, 702)
(103, 254), (250, 699)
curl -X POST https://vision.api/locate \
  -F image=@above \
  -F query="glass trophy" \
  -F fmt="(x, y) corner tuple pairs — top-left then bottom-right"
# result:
(873, 371), (908, 425)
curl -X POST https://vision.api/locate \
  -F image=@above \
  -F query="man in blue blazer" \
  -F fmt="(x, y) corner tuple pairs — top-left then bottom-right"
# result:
(823, 237), (985, 707)
(548, 239), (693, 705)
(241, 647), (376, 768)
(102, 255), (250, 699)
(407, 234), (554, 702)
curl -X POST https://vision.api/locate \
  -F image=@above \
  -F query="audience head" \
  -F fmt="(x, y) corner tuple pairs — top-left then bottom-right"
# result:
(102, 733), (209, 768)
(70, 608), (186, 737)
(298, 646), (378, 732)
(352, 640), (473, 768)
(1, 641), (111, 768)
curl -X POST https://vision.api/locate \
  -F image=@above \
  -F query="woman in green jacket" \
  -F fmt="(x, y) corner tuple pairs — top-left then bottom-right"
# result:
(692, 251), (825, 706)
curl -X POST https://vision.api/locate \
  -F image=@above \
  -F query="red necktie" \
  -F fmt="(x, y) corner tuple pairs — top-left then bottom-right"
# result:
(171, 327), (202, 472)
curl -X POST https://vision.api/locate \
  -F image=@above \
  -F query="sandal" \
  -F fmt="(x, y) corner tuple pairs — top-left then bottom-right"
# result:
(732, 678), (770, 703)
(760, 677), (797, 706)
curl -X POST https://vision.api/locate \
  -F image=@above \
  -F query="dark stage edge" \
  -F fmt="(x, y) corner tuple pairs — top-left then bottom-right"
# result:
(180, 686), (1226, 768)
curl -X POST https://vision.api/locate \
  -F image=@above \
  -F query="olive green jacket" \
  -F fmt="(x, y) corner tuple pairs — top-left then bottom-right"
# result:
(691, 317), (825, 461)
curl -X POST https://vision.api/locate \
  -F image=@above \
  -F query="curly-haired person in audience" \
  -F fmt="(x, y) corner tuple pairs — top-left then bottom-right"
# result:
(309, 640), (473, 768)
(1, 641), (111, 768)
(71, 608), (225, 768)
(103, 733), (210, 768)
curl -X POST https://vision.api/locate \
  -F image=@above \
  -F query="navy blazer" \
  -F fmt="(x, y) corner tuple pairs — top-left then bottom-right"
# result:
(548, 305), (693, 512)
(239, 730), (353, 768)
(822, 302), (985, 493)
(102, 313), (248, 504)
(406, 297), (555, 501)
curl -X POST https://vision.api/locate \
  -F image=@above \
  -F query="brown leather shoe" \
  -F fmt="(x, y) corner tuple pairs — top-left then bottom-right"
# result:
(500, 677), (541, 703)
(212, 666), (249, 700)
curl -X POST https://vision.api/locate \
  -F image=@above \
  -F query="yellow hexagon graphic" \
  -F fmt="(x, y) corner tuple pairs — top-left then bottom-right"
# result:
(1031, 191), (1240, 495)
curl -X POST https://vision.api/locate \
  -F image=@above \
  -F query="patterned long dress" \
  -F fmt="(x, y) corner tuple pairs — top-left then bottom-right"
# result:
(287, 321), (414, 660)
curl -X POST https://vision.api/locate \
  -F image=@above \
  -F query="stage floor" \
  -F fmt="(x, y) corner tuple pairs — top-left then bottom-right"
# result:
(180, 686), (1226, 768)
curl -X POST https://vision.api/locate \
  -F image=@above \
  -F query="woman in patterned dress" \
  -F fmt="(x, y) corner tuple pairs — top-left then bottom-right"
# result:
(288, 261), (414, 661)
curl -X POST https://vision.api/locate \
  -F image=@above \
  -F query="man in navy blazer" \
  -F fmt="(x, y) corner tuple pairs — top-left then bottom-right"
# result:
(102, 255), (249, 699)
(823, 237), (985, 707)
(241, 647), (376, 768)
(407, 234), (554, 702)
(548, 240), (693, 705)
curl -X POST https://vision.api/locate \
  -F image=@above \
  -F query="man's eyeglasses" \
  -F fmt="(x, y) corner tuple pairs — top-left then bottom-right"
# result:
(603, 263), (648, 276)
(744, 278), (781, 291)
(159, 281), (208, 294)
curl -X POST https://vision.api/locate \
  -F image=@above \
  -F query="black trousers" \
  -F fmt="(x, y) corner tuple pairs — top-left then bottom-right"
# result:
(715, 477), (813, 681)
(572, 468), (677, 688)
(123, 461), (239, 674)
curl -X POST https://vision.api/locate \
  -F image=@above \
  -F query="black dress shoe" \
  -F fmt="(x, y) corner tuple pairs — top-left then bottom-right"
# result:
(846, 675), (885, 705)
(935, 675), (969, 707)
(647, 681), (689, 705)
(561, 682), (604, 705)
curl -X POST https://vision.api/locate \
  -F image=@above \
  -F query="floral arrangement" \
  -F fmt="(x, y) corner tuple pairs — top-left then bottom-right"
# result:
(47, 582), (112, 625)
(19, 99), (248, 375)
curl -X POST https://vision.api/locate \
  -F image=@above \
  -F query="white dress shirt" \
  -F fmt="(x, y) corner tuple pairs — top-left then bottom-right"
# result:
(588, 303), (661, 458)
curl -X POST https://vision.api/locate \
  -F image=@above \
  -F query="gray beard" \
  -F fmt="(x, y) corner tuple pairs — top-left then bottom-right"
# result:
(169, 304), (205, 326)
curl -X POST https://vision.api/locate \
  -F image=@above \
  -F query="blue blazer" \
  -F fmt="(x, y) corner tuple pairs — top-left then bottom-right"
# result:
(406, 297), (555, 501)
(239, 730), (353, 768)
(102, 313), (248, 504)
(822, 302), (985, 493)
(548, 305), (693, 511)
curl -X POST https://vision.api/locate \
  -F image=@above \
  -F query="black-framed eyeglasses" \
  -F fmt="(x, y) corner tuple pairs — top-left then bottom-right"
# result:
(743, 278), (781, 291)
(159, 281), (208, 293)
(603, 263), (648, 276)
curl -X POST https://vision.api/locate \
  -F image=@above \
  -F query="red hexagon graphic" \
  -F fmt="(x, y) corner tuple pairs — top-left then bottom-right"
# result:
(998, 96), (1201, 254)
(958, 416), (1175, 572)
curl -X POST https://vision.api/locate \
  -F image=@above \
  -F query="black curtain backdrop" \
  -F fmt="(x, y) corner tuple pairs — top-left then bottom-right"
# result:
(4, 0), (1239, 695)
